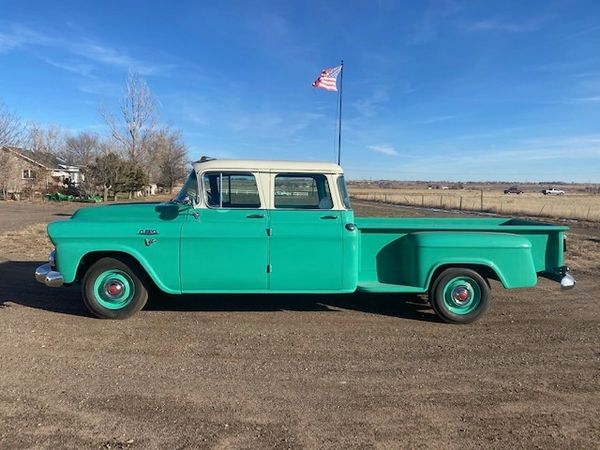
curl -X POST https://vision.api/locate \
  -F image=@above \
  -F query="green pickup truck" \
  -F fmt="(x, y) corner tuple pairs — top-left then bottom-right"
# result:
(35, 159), (575, 323)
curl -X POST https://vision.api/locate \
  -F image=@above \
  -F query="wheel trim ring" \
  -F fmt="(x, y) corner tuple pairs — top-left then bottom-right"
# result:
(442, 277), (481, 315)
(93, 270), (135, 310)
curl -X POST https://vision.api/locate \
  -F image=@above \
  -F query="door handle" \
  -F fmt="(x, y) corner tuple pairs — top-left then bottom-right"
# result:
(246, 214), (265, 219)
(321, 215), (338, 220)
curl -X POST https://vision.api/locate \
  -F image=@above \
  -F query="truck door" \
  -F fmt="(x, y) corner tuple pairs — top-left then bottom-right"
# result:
(268, 173), (343, 291)
(180, 171), (268, 292)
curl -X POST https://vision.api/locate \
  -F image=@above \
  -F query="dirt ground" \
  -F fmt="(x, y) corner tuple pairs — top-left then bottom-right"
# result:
(0, 200), (598, 449)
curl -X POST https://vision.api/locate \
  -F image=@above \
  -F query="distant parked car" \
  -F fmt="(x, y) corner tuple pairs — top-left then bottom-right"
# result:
(504, 186), (524, 194)
(542, 188), (565, 195)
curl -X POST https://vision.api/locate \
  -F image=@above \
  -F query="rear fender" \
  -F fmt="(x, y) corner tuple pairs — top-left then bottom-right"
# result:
(405, 232), (538, 290)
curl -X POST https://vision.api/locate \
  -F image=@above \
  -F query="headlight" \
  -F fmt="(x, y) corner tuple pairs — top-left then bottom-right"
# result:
(49, 250), (56, 268)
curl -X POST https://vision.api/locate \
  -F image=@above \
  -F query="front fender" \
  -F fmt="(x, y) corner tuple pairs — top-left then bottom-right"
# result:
(49, 220), (183, 294)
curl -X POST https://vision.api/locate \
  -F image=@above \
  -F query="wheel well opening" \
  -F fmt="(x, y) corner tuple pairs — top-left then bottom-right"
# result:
(76, 251), (155, 289)
(429, 264), (498, 290)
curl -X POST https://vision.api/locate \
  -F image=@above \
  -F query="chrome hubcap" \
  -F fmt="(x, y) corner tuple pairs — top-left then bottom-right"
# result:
(452, 286), (471, 304)
(104, 280), (125, 298)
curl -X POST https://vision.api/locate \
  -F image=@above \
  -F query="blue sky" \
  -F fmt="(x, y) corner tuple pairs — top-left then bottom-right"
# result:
(1, 0), (600, 182)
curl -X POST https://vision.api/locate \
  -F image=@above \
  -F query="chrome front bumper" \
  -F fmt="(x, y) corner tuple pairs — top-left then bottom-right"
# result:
(35, 263), (64, 287)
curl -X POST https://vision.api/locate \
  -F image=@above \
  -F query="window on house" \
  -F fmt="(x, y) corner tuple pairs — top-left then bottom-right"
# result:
(203, 172), (261, 208)
(22, 169), (34, 179)
(274, 174), (333, 209)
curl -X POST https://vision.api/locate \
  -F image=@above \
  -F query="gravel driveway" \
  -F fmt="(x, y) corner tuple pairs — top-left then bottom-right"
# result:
(0, 200), (598, 449)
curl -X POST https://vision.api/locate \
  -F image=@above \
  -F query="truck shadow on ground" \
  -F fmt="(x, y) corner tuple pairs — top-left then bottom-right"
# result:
(0, 261), (439, 323)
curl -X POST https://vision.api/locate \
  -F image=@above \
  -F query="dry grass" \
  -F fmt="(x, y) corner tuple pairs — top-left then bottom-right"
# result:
(565, 232), (600, 274)
(350, 187), (600, 222)
(0, 223), (52, 261)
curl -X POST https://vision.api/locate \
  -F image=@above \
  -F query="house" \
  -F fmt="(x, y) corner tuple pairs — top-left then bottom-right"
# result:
(0, 146), (83, 199)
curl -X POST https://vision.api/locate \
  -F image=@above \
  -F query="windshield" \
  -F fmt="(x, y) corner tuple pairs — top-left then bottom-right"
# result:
(173, 170), (199, 204)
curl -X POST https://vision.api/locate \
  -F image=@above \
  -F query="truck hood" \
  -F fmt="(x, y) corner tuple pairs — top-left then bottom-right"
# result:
(47, 201), (190, 244)
(68, 201), (189, 223)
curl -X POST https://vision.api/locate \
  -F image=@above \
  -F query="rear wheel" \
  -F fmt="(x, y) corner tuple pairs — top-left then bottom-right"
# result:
(82, 257), (148, 319)
(429, 268), (490, 324)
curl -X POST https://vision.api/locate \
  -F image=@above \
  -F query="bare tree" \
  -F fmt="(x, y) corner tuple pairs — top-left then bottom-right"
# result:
(0, 102), (22, 147)
(27, 123), (66, 160)
(63, 131), (100, 166)
(147, 127), (189, 192)
(0, 150), (19, 199)
(23, 124), (65, 196)
(102, 70), (157, 163)
(0, 103), (22, 199)
(59, 132), (102, 197)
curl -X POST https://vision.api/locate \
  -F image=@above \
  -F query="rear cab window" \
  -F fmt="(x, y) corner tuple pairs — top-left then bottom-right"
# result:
(274, 173), (333, 209)
(337, 175), (351, 209)
(203, 172), (261, 208)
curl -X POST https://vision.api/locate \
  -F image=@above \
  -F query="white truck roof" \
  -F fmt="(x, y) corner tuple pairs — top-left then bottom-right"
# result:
(192, 158), (343, 174)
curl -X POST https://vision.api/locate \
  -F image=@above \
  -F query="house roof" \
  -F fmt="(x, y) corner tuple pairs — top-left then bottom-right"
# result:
(1, 146), (76, 170)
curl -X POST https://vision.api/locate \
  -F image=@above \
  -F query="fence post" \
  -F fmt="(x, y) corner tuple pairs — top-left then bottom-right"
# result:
(421, 195), (424, 207)
(480, 190), (483, 211)
(440, 195), (443, 208)
(459, 196), (463, 211)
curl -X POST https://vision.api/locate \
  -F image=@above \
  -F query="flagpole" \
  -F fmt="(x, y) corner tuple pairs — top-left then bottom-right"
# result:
(337, 60), (344, 165)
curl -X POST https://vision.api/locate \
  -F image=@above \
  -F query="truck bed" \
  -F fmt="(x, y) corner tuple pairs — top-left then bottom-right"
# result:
(355, 217), (567, 292)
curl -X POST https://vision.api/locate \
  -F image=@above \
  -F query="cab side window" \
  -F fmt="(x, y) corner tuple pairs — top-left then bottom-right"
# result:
(203, 172), (261, 208)
(274, 174), (333, 209)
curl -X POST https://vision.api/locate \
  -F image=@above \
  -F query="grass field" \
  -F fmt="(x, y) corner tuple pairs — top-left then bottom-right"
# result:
(349, 187), (600, 222)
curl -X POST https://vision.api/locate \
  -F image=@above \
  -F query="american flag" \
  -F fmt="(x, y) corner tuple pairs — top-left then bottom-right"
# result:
(312, 65), (342, 92)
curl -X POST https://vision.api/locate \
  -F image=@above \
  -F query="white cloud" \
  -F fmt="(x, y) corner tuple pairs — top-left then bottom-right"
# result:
(412, 0), (463, 44)
(43, 58), (94, 77)
(70, 41), (173, 75)
(0, 23), (172, 75)
(463, 15), (552, 34)
(368, 144), (398, 156)
(0, 24), (52, 52)
(77, 80), (121, 96)
(415, 115), (457, 125)
(353, 88), (390, 118)
(571, 96), (600, 103)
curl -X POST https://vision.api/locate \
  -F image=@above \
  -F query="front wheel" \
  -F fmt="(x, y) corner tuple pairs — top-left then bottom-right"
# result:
(82, 257), (148, 319)
(429, 268), (490, 324)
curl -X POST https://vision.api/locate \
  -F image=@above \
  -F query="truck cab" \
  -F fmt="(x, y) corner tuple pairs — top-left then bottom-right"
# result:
(177, 159), (358, 293)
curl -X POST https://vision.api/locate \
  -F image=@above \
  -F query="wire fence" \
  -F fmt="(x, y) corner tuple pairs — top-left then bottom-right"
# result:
(350, 189), (600, 222)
